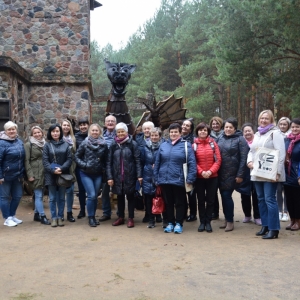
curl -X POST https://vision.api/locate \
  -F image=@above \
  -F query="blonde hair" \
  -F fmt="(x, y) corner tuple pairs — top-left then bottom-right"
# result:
(61, 119), (76, 150)
(30, 125), (44, 136)
(88, 123), (103, 137)
(258, 110), (275, 125)
(4, 121), (18, 131)
(150, 127), (162, 137)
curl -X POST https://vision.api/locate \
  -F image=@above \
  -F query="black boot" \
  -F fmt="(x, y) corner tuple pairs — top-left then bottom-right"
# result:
(142, 212), (150, 223)
(89, 217), (97, 227)
(256, 226), (269, 236)
(40, 215), (51, 225)
(262, 230), (279, 239)
(67, 212), (75, 222)
(198, 222), (206, 232)
(34, 212), (41, 222)
(94, 217), (100, 225)
(77, 211), (86, 219)
(147, 219), (155, 228)
(206, 222), (212, 233)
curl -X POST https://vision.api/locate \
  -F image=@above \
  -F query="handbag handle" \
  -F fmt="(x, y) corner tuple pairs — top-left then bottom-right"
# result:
(185, 141), (188, 164)
(50, 143), (57, 163)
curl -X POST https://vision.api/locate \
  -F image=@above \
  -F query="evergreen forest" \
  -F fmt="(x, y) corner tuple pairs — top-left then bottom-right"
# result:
(90, 0), (300, 127)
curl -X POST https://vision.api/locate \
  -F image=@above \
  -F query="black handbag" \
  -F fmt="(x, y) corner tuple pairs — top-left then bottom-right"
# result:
(56, 174), (73, 188)
(134, 189), (145, 211)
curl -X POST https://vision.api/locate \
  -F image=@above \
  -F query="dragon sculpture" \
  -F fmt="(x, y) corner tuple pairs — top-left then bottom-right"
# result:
(104, 59), (136, 135)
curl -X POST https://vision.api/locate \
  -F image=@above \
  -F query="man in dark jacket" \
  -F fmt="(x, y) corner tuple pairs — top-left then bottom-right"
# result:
(99, 115), (117, 221)
(74, 117), (89, 218)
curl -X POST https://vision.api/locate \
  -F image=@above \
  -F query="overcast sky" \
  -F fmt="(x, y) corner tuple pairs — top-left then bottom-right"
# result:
(90, 0), (162, 50)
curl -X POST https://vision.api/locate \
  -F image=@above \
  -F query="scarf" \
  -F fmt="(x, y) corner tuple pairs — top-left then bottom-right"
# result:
(286, 133), (300, 175)
(115, 135), (129, 145)
(86, 136), (106, 149)
(29, 136), (45, 149)
(257, 124), (274, 135)
(0, 131), (18, 141)
(150, 140), (161, 150)
(63, 135), (74, 146)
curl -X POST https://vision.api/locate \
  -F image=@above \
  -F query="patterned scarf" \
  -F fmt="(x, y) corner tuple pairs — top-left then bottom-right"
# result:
(115, 135), (129, 145)
(63, 135), (74, 146)
(29, 136), (45, 149)
(86, 136), (106, 149)
(286, 133), (300, 175)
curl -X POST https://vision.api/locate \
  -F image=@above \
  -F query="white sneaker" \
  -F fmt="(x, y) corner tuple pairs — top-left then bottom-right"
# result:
(279, 212), (282, 220)
(281, 213), (289, 222)
(4, 217), (17, 227)
(12, 216), (23, 224)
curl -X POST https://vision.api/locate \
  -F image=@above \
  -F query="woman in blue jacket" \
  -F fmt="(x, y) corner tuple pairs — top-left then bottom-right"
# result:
(284, 118), (300, 231)
(154, 123), (197, 234)
(0, 121), (25, 227)
(141, 127), (163, 229)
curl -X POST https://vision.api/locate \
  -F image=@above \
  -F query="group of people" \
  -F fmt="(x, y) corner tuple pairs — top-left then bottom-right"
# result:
(0, 109), (299, 239)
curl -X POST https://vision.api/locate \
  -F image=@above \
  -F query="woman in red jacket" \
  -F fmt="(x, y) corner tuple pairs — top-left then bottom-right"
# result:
(193, 122), (222, 232)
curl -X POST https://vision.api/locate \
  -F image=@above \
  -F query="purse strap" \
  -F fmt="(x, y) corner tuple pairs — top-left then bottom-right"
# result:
(50, 143), (57, 163)
(185, 141), (188, 164)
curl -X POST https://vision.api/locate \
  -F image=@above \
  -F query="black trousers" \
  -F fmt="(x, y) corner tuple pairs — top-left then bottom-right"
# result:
(195, 177), (218, 223)
(241, 183), (260, 219)
(144, 194), (155, 221)
(284, 185), (300, 219)
(161, 184), (186, 225)
(213, 190), (220, 216)
(117, 193), (135, 219)
(185, 190), (197, 216)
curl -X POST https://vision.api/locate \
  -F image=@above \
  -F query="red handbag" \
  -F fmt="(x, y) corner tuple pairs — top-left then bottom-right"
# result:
(152, 186), (165, 214)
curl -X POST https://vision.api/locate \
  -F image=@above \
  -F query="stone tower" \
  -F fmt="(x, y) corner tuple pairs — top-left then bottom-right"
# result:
(0, 0), (101, 138)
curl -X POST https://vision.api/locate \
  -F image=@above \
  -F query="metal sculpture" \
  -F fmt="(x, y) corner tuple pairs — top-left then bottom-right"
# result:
(136, 94), (187, 130)
(104, 59), (136, 135)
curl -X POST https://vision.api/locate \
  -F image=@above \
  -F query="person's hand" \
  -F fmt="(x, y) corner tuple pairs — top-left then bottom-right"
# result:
(28, 177), (35, 182)
(186, 183), (193, 189)
(206, 170), (212, 178)
(236, 177), (243, 184)
(276, 174), (280, 181)
(247, 162), (253, 169)
(298, 178), (300, 185)
(107, 180), (114, 186)
(138, 178), (143, 185)
(54, 168), (62, 175)
(0, 178), (4, 185)
(201, 171), (208, 178)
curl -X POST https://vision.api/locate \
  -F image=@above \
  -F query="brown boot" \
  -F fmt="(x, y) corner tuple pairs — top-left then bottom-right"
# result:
(291, 219), (300, 231)
(286, 218), (295, 230)
(219, 221), (227, 229)
(225, 222), (234, 232)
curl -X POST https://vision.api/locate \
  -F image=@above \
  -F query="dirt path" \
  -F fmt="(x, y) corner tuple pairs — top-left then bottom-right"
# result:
(0, 192), (298, 300)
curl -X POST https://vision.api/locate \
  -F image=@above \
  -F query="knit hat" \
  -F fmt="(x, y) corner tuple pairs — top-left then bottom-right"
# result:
(115, 122), (128, 132)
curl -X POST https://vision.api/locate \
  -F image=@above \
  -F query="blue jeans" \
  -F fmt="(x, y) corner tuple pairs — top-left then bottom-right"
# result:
(254, 181), (280, 230)
(75, 167), (86, 212)
(34, 188), (45, 216)
(65, 183), (74, 212)
(220, 189), (234, 223)
(101, 183), (112, 216)
(0, 180), (23, 219)
(80, 171), (102, 217)
(48, 185), (66, 219)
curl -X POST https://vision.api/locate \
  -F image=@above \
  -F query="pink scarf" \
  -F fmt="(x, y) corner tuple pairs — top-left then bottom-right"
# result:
(286, 133), (300, 175)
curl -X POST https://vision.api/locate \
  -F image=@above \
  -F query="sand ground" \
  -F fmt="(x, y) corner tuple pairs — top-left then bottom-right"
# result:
(0, 191), (298, 300)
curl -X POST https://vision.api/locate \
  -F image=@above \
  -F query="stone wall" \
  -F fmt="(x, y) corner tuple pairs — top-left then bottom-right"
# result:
(0, 0), (90, 75)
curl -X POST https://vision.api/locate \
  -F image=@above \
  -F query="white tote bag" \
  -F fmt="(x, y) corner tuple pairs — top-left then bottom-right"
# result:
(183, 142), (193, 192)
(251, 141), (279, 181)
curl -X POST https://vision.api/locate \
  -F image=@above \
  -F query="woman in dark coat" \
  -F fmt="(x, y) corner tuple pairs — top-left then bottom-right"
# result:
(217, 118), (249, 232)
(141, 127), (162, 228)
(154, 123), (197, 234)
(0, 121), (25, 227)
(25, 125), (50, 225)
(284, 118), (300, 230)
(43, 124), (72, 227)
(106, 122), (142, 228)
(75, 124), (108, 227)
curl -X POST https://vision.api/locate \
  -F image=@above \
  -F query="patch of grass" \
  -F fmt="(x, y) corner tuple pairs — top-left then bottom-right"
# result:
(11, 293), (38, 300)
(91, 238), (98, 241)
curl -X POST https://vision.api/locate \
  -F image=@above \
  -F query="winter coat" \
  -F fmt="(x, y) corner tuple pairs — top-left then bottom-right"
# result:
(217, 130), (249, 190)
(141, 143), (160, 195)
(154, 138), (197, 187)
(284, 138), (300, 187)
(182, 132), (195, 144)
(75, 138), (108, 175)
(106, 136), (142, 195)
(43, 139), (72, 186)
(0, 138), (25, 181)
(193, 137), (221, 179)
(75, 131), (88, 149)
(24, 142), (44, 189)
(247, 126), (286, 182)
